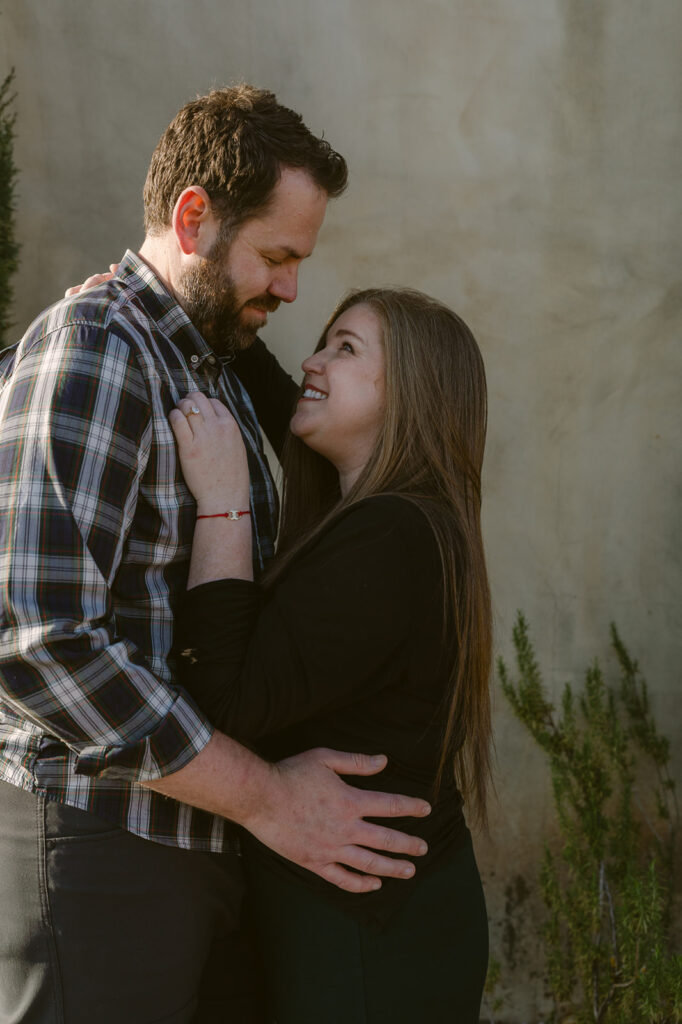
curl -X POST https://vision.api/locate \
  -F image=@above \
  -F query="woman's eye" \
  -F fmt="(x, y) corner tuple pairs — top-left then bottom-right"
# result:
(340, 341), (354, 354)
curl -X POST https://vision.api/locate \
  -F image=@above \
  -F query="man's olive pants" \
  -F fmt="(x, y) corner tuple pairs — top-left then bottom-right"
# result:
(0, 781), (265, 1024)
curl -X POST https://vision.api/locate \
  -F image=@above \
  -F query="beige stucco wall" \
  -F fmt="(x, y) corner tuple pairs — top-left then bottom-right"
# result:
(3, 1), (681, 1018)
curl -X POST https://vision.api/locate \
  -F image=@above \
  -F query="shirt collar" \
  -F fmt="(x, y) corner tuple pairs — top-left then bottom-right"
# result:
(116, 250), (218, 370)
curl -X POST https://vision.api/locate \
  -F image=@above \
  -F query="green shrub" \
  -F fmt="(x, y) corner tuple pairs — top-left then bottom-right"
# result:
(0, 67), (20, 349)
(498, 614), (681, 1023)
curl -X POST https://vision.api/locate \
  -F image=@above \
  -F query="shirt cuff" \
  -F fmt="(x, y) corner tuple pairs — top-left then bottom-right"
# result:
(73, 690), (214, 781)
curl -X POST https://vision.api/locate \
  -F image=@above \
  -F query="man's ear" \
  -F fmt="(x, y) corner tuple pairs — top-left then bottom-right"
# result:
(172, 186), (213, 255)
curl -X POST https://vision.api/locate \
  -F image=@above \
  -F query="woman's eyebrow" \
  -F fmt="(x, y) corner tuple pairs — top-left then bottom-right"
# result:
(332, 328), (366, 345)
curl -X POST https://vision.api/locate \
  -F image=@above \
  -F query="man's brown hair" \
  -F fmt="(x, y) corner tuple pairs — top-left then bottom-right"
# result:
(143, 84), (348, 235)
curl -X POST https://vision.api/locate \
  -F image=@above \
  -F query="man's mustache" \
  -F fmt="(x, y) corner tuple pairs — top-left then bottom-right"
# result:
(245, 296), (281, 313)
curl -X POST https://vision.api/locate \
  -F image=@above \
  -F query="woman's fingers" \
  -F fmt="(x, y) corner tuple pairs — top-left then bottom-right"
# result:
(168, 407), (193, 445)
(175, 397), (204, 429)
(171, 392), (250, 507)
(177, 391), (227, 422)
(64, 271), (115, 298)
(175, 393), (216, 435)
(63, 263), (120, 298)
(175, 393), (243, 441)
(209, 396), (234, 419)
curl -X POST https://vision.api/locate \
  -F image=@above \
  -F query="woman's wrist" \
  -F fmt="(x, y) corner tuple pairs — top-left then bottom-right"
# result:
(195, 498), (250, 517)
(196, 509), (251, 522)
(187, 507), (254, 587)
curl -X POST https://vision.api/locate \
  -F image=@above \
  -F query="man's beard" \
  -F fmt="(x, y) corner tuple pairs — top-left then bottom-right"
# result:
(178, 236), (279, 356)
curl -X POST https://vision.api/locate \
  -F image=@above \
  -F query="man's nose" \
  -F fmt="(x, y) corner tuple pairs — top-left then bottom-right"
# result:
(268, 264), (299, 304)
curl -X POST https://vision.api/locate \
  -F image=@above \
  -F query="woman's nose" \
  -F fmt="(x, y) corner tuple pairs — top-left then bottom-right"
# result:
(301, 350), (325, 375)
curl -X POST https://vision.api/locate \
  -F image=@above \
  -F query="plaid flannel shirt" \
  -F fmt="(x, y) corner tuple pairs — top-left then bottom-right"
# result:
(0, 251), (278, 852)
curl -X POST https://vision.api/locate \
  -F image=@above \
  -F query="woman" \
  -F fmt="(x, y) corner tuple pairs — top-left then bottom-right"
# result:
(170, 287), (493, 1023)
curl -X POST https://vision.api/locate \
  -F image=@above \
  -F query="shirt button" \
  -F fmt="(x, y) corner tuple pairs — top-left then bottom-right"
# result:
(190, 355), (199, 364)
(207, 355), (216, 365)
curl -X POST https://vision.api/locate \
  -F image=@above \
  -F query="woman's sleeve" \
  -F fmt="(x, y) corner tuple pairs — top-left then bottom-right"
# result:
(176, 497), (440, 741)
(230, 337), (299, 458)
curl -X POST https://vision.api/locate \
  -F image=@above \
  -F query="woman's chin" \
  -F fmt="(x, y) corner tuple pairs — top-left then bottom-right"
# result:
(288, 415), (303, 439)
(289, 421), (328, 460)
(289, 411), (313, 441)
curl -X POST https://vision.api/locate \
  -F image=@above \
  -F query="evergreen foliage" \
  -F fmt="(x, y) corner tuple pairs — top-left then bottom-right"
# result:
(498, 614), (681, 1023)
(0, 67), (19, 349)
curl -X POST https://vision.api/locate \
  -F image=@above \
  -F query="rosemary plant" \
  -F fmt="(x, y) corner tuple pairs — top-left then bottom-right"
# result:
(0, 67), (19, 349)
(498, 614), (681, 1023)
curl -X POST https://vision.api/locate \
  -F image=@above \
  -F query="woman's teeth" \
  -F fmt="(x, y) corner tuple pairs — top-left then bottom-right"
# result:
(302, 387), (327, 400)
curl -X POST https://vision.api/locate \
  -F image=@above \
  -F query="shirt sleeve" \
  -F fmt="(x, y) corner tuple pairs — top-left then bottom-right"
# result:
(176, 497), (441, 741)
(230, 337), (299, 458)
(0, 320), (213, 781)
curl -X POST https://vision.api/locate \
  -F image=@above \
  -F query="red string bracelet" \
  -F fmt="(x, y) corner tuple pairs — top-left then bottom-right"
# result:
(196, 510), (251, 521)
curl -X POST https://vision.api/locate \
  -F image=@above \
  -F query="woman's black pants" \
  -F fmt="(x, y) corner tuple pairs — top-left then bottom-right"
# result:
(246, 835), (489, 1024)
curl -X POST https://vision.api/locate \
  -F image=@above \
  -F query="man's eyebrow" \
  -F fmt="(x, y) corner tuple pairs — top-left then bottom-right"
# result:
(270, 245), (308, 260)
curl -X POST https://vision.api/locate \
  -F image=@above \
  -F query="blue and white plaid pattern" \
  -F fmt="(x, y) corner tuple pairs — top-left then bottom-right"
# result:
(0, 251), (277, 851)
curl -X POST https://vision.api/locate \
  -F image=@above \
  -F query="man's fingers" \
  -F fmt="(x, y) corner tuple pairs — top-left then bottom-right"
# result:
(322, 748), (432, 819)
(336, 845), (417, 880)
(354, 786), (431, 821)
(321, 748), (389, 777)
(255, 750), (433, 894)
(318, 863), (382, 894)
(317, 844), (422, 888)
(355, 821), (428, 858)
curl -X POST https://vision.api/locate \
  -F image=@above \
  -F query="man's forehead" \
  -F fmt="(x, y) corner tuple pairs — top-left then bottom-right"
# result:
(236, 173), (328, 257)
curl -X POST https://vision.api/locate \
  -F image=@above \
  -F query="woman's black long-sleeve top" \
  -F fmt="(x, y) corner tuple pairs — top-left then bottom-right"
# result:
(177, 339), (468, 924)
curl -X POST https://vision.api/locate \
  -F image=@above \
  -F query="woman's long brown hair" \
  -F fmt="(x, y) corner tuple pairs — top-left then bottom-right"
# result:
(266, 288), (493, 827)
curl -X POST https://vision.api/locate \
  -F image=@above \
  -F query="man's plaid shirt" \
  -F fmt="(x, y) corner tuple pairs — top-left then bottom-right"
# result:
(0, 251), (278, 852)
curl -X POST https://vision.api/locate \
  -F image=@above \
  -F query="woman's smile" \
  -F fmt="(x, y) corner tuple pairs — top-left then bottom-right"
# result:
(289, 303), (386, 492)
(300, 385), (328, 400)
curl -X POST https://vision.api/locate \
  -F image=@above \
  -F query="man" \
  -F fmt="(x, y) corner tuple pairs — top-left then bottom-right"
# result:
(0, 86), (429, 1022)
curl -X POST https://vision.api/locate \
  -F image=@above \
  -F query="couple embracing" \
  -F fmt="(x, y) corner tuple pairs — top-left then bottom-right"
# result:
(0, 85), (491, 1023)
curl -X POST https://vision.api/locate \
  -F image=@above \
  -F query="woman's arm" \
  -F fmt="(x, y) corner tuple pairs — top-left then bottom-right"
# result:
(170, 391), (253, 586)
(170, 398), (441, 744)
(177, 495), (442, 742)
